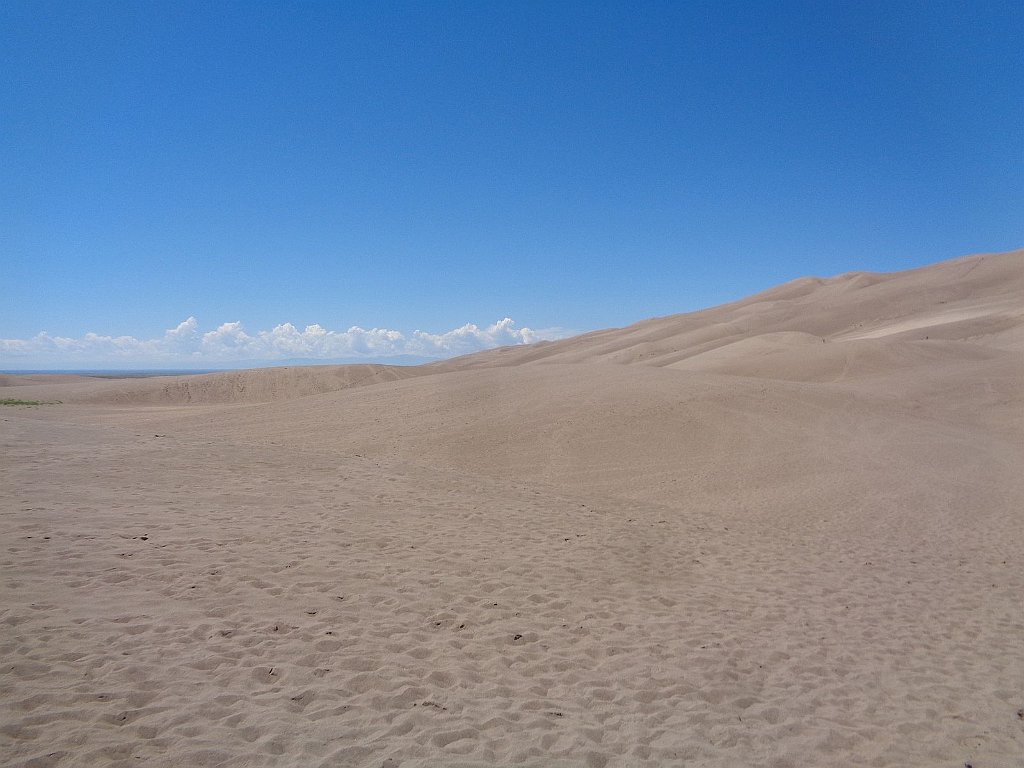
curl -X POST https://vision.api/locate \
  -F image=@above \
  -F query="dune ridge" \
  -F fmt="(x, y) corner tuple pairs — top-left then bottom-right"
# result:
(2, 248), (1023, 767)
(443, 248), (1023, 371)
(8, 249), (1020, 408)
(0, 364), (426, 406)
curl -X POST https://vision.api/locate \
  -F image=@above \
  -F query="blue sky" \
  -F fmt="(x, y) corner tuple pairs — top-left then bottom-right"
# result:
(2, 0), (1021, 367)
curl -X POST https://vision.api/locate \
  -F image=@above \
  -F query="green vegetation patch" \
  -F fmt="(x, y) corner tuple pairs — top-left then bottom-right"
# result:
(0, 398), (62, 406)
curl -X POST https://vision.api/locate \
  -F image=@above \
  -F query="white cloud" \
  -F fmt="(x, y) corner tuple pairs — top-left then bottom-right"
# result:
(165, 316), (199, 344)
(0, 317), (568, 368)
(410, 318), (543, 356)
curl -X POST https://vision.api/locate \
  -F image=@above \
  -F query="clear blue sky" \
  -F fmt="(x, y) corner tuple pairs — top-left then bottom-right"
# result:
(2, 0), (1021, 366)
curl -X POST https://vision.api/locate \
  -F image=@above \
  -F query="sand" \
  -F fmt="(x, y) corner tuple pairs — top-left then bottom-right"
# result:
(2, 248), (1023, 767)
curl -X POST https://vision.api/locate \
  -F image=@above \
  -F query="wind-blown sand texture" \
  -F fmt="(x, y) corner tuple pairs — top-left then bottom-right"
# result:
(2, 249), (1023, 768)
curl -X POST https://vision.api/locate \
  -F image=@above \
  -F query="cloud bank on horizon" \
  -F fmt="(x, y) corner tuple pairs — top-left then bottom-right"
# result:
(0, 317), (567, 368)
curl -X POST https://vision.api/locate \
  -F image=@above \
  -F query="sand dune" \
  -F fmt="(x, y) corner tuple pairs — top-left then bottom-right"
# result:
(444, 248), (1023, 371)
(0, 374), (93, 388)
(1, 364), (425, 406)
(2, 248), (1023, 767)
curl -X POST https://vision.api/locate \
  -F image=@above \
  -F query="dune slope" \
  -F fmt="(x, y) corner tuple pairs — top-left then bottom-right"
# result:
(2, 248), (1022, 768)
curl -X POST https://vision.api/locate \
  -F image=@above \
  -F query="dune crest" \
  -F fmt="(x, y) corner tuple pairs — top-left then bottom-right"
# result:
(1, 363), (425, 406)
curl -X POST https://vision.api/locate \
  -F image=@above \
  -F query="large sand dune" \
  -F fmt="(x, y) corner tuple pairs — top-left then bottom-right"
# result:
(2, 249), (1023, 767)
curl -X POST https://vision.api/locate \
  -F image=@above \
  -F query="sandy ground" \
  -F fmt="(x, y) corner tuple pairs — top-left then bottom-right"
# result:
(2, 249), (1023, 767)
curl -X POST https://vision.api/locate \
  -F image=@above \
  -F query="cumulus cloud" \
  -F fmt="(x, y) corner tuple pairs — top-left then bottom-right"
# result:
(410, 318), (544, 356)
(0, 317), (567, 367)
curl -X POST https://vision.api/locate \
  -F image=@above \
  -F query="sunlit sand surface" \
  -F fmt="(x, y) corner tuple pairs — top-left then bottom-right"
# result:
(3, 249), (1023, 767)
